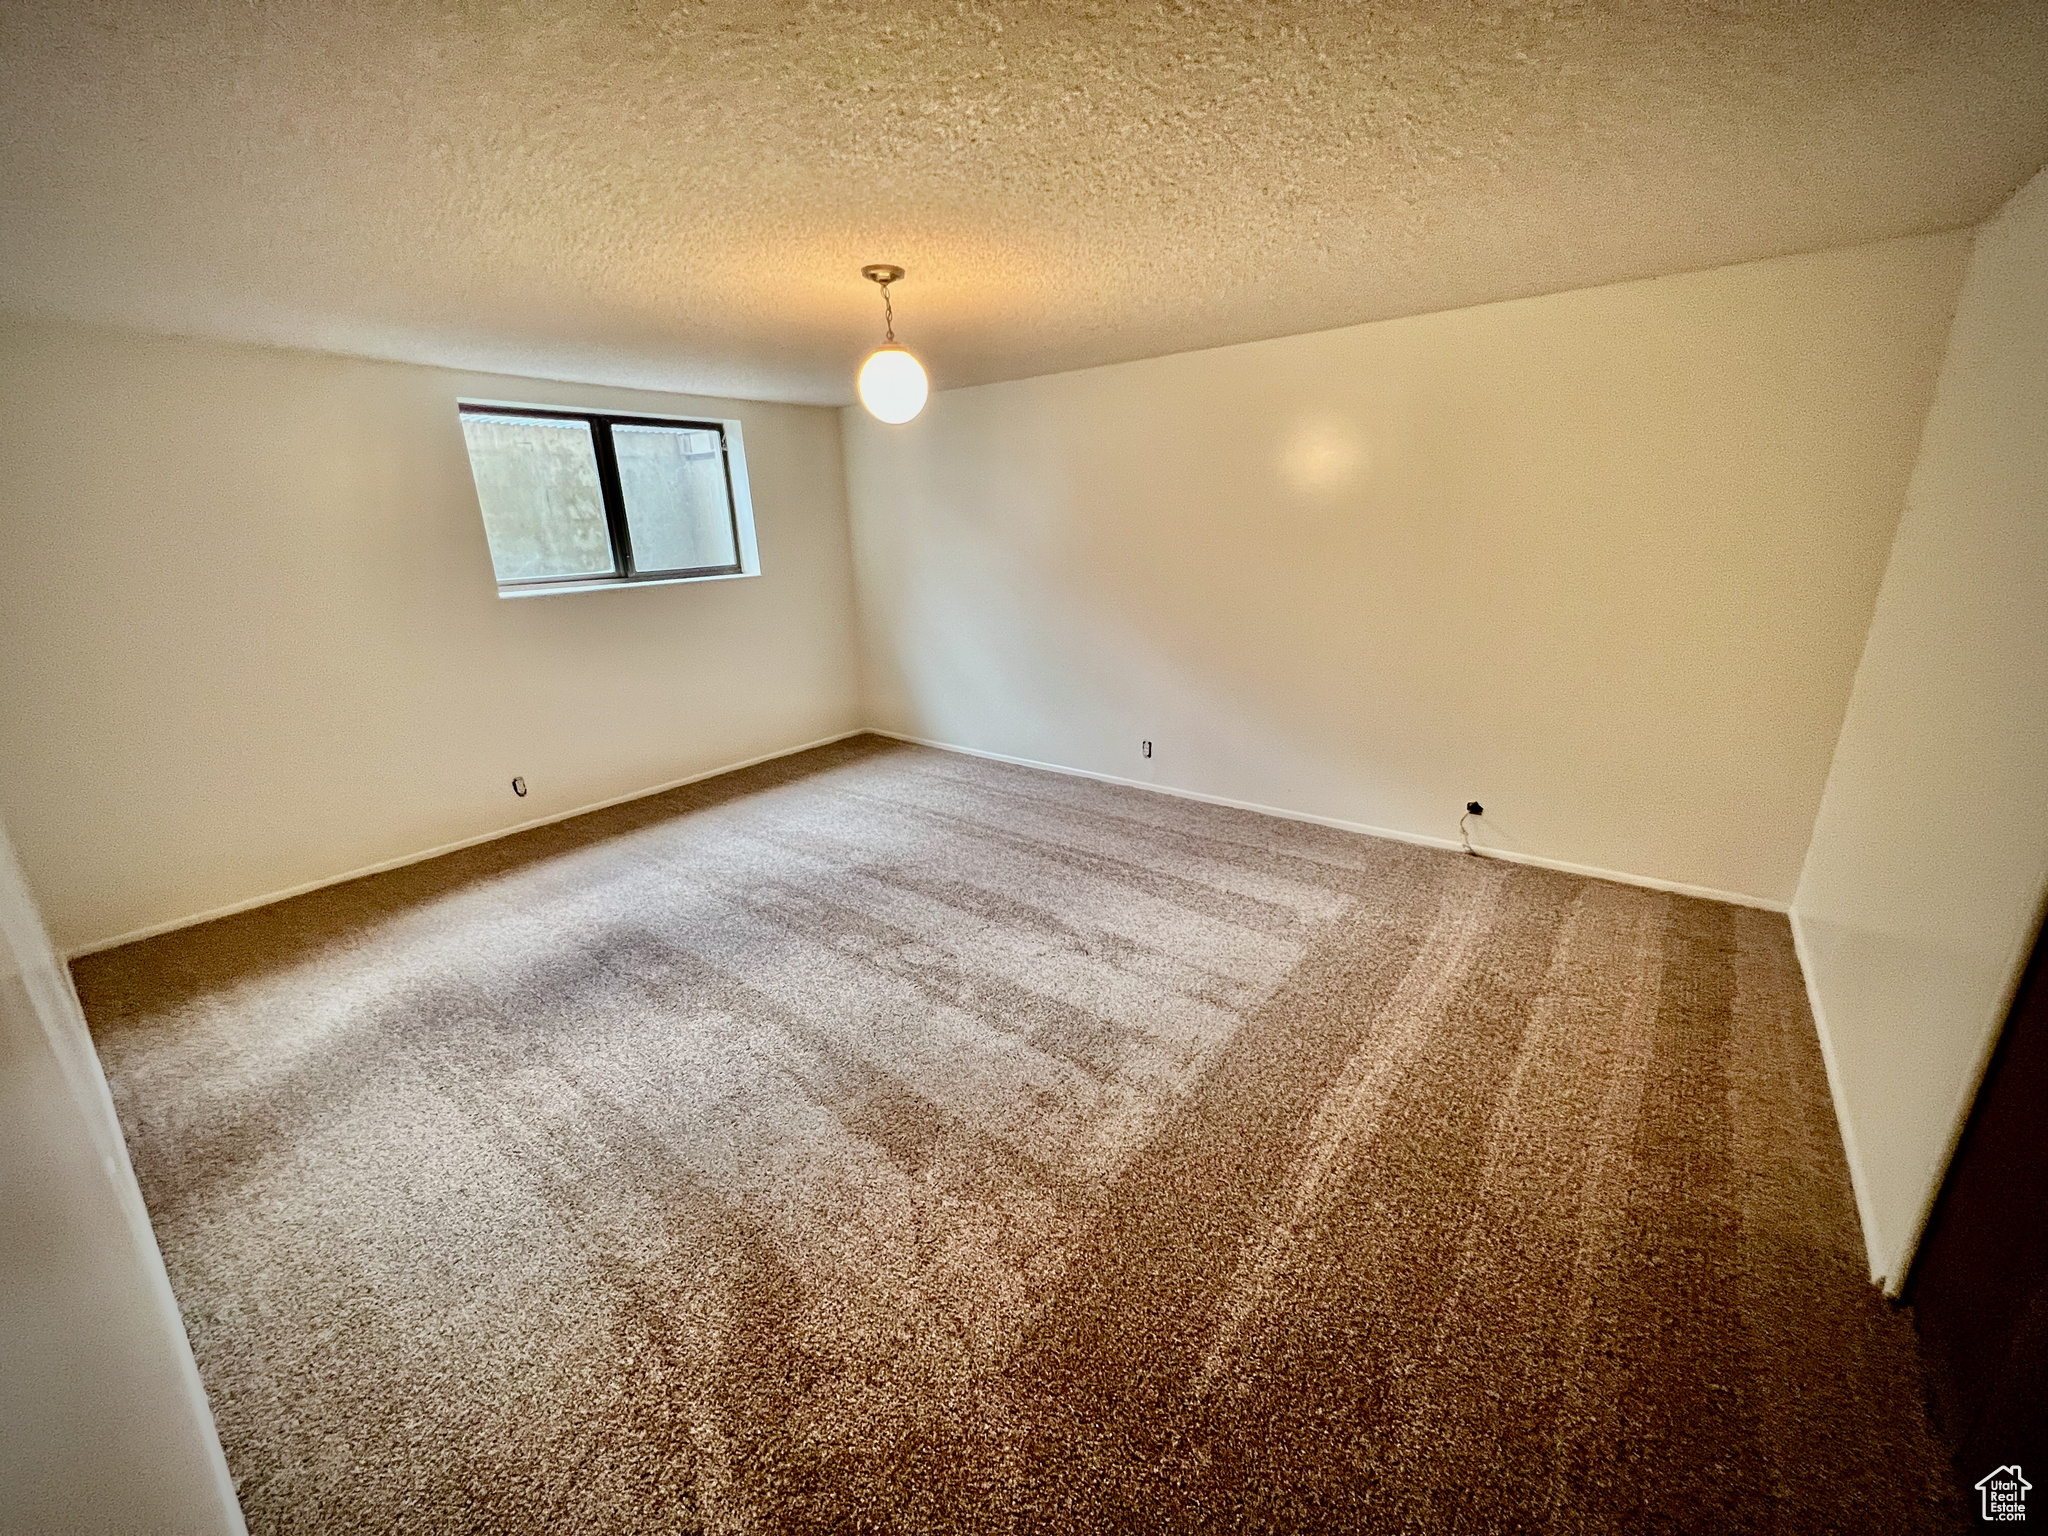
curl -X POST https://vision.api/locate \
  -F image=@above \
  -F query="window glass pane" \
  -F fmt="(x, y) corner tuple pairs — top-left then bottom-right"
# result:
(459, 413), (615, 583)
(612, 425), (739, 574)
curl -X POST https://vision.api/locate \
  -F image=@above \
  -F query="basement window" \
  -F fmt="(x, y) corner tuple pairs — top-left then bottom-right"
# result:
(457, 403), (758, 596)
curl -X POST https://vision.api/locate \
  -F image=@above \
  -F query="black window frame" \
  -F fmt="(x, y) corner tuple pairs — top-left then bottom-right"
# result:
(457, 403), (747, 591)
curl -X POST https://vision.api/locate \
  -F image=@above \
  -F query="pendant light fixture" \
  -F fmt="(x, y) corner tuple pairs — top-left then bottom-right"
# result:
(856, 264), (929, 424)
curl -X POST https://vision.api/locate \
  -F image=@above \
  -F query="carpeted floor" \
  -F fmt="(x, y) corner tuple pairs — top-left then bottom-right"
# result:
(76, 736), (1958, 1532)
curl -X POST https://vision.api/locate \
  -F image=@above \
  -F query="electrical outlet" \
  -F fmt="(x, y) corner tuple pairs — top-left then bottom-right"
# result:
(1466, 801), (1483, 816)
(1141, 740), (1153, 759)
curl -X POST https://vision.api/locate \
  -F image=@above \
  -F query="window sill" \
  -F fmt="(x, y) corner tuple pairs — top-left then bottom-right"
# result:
(497, 570), (759, 600)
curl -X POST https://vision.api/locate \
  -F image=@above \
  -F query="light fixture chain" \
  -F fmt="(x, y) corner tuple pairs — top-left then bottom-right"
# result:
(856, 263), (926, 422)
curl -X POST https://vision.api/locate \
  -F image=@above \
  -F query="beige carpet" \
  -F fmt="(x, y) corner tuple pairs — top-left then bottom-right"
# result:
(76, 736), (1957, 1532)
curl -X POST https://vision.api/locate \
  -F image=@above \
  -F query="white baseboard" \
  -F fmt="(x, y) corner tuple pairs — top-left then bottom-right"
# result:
(69, 718), (1787, 950)
(66, 728), (867, 959)
(867, 730), (1789, 913)
(1787, 906), (1892, 1292)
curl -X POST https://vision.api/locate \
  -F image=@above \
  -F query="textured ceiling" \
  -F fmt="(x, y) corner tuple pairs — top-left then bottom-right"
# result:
(3, 1), (2045, 404)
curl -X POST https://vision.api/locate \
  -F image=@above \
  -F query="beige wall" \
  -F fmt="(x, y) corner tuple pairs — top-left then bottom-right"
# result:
(1792, 170), (2048, 1292)
(0, 320), (862, 954)
(0, 816), (243, 1533)
(845, 233), (1968, 906)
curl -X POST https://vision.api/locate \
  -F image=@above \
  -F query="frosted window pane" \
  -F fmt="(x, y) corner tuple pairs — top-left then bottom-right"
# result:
(613, 425), (739, 574)
(459, 414), (615, 582)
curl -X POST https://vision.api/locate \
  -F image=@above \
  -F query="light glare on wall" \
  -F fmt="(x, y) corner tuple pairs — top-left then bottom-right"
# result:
(856, 264), (928, 424)
(1280, 414), (1367, 493)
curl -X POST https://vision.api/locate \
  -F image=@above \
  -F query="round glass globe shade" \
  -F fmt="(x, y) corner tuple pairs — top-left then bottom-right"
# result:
(857, 346), (929, 424)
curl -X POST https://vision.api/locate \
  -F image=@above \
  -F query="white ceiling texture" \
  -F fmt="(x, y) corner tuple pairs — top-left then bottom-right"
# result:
(3, 1), (2044, 403)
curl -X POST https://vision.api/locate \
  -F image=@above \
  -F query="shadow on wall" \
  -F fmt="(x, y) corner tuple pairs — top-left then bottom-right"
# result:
(0, 818), (244, 1532)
